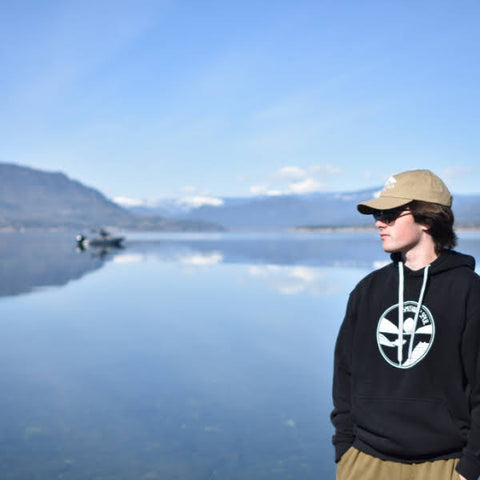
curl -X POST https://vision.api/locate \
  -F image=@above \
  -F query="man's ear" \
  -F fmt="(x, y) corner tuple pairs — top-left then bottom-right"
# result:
(418, 222), (431, 233)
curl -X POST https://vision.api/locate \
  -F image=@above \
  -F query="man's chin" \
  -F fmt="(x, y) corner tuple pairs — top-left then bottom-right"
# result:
(382, 245), (401, 254)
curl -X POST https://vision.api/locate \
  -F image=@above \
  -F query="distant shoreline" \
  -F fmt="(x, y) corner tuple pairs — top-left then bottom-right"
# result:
(294, 226), (376, 233)
(2, 225), (480, 234)
(295, 225), (480, 233)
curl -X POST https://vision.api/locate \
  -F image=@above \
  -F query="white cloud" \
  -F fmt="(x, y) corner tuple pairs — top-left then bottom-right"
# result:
(289, 178), (324, 194)
(250, 184), (270, 195)
(249, 184), (285, 196)
(248, 163), (341, 197)
(178, 196), (224, 208)
(266, 190), (284, 196)
(113, 196), (145, 207)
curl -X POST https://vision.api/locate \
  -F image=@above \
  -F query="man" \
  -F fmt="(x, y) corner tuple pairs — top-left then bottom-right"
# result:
(331, 169), (480, 480)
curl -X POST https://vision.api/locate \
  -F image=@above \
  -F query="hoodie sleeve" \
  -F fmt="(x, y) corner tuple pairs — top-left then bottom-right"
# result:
(457, 279), (480, 480)
(331, 291), (357, 462)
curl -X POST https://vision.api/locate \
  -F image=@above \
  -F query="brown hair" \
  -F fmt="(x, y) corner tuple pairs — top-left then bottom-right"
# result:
(408, 200), (457, 253)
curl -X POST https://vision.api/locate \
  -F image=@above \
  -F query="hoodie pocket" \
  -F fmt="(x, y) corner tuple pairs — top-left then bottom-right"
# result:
(353, 394), (464, 458)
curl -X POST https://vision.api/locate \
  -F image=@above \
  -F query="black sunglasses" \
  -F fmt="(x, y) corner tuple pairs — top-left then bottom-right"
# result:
(372, 209), (411, 224)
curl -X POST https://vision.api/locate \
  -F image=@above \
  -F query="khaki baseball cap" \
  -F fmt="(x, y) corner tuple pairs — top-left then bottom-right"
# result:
(357, 169), (452, 214)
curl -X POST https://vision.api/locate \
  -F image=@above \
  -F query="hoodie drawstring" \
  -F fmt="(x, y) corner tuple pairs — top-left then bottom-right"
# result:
(397, 262), (431, 365)
(398, 262), (405, 364)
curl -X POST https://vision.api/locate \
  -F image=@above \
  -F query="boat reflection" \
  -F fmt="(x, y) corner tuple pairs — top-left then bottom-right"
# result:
(0, 232), (111, 297)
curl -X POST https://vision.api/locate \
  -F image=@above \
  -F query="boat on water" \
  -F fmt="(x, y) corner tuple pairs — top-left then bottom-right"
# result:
(76, 229), (125, 249)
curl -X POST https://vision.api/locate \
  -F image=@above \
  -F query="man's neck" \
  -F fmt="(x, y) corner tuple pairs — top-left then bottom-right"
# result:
(402, 245), (438, 271)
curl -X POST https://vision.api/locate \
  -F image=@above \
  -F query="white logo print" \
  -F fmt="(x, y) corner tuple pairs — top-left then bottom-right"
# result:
(376, 301), (435, 369)
(382, 175), (397, 191)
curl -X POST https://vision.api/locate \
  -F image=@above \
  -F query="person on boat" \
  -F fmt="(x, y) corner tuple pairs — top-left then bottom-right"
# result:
(331, 169), (480, 480)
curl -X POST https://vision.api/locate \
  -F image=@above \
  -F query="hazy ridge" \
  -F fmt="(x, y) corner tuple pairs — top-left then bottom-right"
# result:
(2, 162), (480, 231)
(0, 163), (222, 231)
(129, 190), (480, 230)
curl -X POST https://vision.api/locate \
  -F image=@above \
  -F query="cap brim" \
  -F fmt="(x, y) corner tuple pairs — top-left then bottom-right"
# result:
(357, 197), (412, 214)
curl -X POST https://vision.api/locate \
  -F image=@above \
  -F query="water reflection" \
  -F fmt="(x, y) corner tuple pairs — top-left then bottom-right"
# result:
(178, 251), (224, 267)
(1, 231), (479, 480)
(2, 231), (479, 300)
(0, 231), (384, 299)
(0, 232), (108, 298)
(248, 265), (340, 296)
(123, 231), (384, 268)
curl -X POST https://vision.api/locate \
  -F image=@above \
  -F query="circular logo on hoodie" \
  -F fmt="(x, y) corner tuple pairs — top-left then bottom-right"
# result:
(376, 301), (435, 369)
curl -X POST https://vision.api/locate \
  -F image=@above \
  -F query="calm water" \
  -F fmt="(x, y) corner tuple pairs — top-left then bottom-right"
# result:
(1, 231), (480, 480)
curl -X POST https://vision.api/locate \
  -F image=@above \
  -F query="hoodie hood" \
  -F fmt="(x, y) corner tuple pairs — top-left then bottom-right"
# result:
(391, 249), (476, 276)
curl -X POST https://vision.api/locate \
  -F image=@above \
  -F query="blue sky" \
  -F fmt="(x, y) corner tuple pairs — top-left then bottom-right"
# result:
(1, 0), (480, 206)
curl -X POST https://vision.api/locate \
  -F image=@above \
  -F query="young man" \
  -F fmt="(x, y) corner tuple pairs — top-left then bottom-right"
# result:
(331, 169), (480, 480)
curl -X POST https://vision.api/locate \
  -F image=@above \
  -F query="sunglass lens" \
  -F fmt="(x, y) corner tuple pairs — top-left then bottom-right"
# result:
(373, 211), (397, 223)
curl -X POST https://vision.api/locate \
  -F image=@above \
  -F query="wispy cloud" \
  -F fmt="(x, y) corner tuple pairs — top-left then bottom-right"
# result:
(311, 164), (342, 175)
(249, 184), (269, 195)
(289, 178), (324, 194)
(6, 1), (165, 115)
(275, 166), (307, 179)
(249, 184), (284, 196)
(249, 163), (342, 196)
(441, 166), (475, 181)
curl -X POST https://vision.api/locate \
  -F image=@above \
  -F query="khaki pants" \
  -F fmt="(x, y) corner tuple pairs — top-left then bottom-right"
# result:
(337, 447), (460, 480)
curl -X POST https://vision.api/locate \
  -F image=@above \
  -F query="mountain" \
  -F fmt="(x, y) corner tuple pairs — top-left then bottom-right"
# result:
(0, 163), (222, 231)
(4, 161), (479, 231)
(128, 190), (480, 230)
(128, 190), (381, 229)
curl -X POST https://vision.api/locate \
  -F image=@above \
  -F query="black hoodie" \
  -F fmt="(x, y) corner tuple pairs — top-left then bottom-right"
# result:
(331, 250), (480, 480)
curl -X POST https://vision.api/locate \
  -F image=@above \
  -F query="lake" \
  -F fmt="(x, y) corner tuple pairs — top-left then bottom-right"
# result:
(1, 231), (480, 480)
